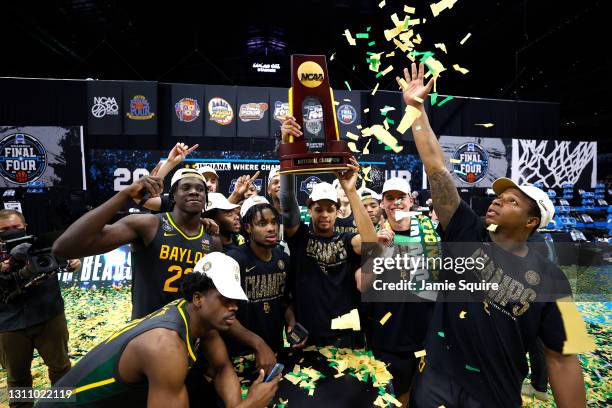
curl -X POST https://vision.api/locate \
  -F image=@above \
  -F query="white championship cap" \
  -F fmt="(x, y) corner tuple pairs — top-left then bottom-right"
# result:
(492, 178), (555, 228)
(206, 193), (239, 211)
(199, 165), (218, 178)
(193, 252), (248, 301)
(382, 177), (411, 194)
(268, 167), (279, 185)
(240, 195), (270, 219)
(360, 188), (382, 201)
(308, 182), (338, 204)
(171, 168), (206, 188)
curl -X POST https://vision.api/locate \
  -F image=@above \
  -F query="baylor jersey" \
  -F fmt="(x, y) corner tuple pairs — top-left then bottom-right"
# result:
(35, 299), (197, 408)
(131, 213), (215, 319)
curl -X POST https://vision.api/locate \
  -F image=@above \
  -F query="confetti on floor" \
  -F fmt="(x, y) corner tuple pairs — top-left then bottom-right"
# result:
(331, 309), (361, 331)
(475, 123), (494, 128)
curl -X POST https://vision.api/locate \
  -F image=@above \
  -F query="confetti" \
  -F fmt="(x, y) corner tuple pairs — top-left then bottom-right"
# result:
(556, 297), (596, 354)
(330, 52), (336, 61)
(430, 0), (458, 18)
(375, 65), (394, 78)
(380, 105), (396, 115)
(454, 169), (467, 176)
(404, 5), (416, 13)
(437, 95), (454, 106)
(382, 393), (402, 407)
(459, 310), (467, 319)
(331, 309), (361, 331)
(465, 364), (481, 373)
(368, 41), (376, 46)
(487, 224), (498, 232)
(362, 138), (372, 155)
(422, 55), (446, 77)
(434, 43), (448, 53)
(348, 142), (360, 153)
(437, 331), (445, 338)
(378, 0), (386, 7)
(384, 25), (405, 41)
(343, 98), (351, 102)
(475, 123), (494, 128)
(371, 83), (380, 95)
(365, 125), (403, 153)
(344, 29), (357, 46)
(356, 33), (369, 39)
(430, 92), (438, 105)
(414, 349), (427, 358)
(459, 32), (472, 45)
(414, 96), (424, 103)
(383, 119), (390, 130)
(385, 51), (395, 57)
(397, 77), (409, 91)
(363, 108), (370, 113)
(334, 100), (340, 106)
(397, 105), (422, 134)
(453, 64), (469, 75)
(346, 131), (359, 141)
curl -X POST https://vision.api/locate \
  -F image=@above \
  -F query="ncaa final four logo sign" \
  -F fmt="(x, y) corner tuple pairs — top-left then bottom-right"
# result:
(0, 133), (47, 185)
(452, 143), (489, 184)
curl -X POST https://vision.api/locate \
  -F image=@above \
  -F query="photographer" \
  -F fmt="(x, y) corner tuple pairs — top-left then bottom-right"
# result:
(0, 210), (80, 408)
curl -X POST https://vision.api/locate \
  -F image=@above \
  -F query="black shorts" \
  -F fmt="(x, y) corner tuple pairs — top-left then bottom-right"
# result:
(371, 349), (417, 395)
(410, 365), (484, 408)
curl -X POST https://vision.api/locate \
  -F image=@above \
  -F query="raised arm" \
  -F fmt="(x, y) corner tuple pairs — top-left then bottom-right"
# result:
(228, 171), (261, 204)
(52, 175), (162, 259)
(397, 63), (460, 228)
(279, 116), (303, 238)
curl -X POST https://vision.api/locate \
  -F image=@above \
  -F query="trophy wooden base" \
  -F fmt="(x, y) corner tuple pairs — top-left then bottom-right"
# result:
(278, 140), (352, 174)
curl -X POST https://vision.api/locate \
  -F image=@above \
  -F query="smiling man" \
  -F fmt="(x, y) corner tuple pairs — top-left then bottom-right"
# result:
(53, 168), (221, 319)
(35, 252), (279, 408)
(398, 62), (592, 408)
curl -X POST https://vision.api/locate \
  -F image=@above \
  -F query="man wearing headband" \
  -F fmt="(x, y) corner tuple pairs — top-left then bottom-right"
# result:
(36, 253), (279, 408)
(399, 62), (590, 408)
(53, 168), (221, 319)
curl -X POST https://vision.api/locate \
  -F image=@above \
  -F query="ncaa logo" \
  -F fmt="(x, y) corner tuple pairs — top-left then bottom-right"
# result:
(0, 133), (47, 185)
(91, 97), (119, 118)
(452, 143), (489, 184)
(300, 176), (322, 194)
(337, 104), (356, 125)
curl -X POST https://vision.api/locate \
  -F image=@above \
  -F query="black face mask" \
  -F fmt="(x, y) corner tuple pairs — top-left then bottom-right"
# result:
(0, 228), (27, 242)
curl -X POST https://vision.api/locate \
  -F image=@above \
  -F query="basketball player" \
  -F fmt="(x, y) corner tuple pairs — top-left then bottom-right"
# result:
(332, 179), (358, 234)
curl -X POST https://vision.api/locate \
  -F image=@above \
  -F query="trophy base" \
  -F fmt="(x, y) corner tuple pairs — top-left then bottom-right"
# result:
(278, 140), (353, 174)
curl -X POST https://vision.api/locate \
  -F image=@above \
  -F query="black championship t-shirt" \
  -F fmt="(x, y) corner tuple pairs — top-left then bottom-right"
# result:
(426, 201), (571, 407)
(334, 213), (358, 235)
(366, 217), (440, 353)
(287, 223), (360, 340)
(225, 245), (290, 354)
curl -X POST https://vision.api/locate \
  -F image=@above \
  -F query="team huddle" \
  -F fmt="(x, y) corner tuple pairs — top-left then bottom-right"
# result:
(34, 64), (591, 408)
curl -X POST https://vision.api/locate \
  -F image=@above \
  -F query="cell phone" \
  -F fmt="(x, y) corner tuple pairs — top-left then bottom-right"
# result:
(287, 323), (309, 345)
(264, 363), (284, 382)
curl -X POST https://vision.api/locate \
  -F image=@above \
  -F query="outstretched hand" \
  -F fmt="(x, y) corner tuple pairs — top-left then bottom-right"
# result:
(233, 171), (261, 197)
(167, 142), (199, 165)
(396, 62), (434, 108)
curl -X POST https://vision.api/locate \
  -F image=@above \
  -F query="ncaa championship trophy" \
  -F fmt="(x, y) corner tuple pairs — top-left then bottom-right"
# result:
(278, 54), (352, 174)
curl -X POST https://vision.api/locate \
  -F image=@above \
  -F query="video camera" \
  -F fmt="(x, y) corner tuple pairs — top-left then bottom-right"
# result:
(0, 229), (66, 303)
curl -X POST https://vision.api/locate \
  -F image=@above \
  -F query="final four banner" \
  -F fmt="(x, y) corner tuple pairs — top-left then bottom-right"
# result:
(237, 86), (270, 138)
(87, 149), (424, 205)
(122, 81), (158, 135)
(170, 83), (205, 137)
(268, 87), (289, 138)
(333, 90), (362, 143)
(0, 126), (86, 189)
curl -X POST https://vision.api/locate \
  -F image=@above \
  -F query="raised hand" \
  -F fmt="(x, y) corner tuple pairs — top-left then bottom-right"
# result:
(396, 62), (434, 108)
(233, 171), (261, 197)
(334, 157), (360, 193)
(280, 115), (303, 142)
(167, 142), (199, 165)
(123, 174), (163, 200)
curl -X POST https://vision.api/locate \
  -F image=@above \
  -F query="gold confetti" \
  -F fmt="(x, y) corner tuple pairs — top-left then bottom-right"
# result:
(414, 349), (427, 358)
(459, 310), (467, 319)
(556, 297), (596, 354)
(460, 32), (472, 45)
(398, 77), (409, 91)
(413, 33), (422, 44)
(434, 43), (447, 53)
(378, 0), (386, 7)
(366, 125), (403, 153)
(393, 38), (410, 53)
(371, 83), (380, 95)
(383, 119), (390, 130)
(449, 158), (461, 164)
(334, 100), (340, 106)
(487, 224), (499, 232)
(385, 51), (396, 57)
(397, 105), (422, 134)
(414, 96), (424, 103)
(363, 108), (370, 113)
(362, 138), (372, 155)
(330, 52), (336, 61)
(308, 389), (315, 397)
(422, 55), (446, 77)
(380, 106), (396, 115)
(343, 98), (351, 102)
(334, 372), (345, 378)
(348, 142), (360, 153)
(475, 123), (494, 128)
(356, 124), (362, 129)
(344, 29), (357, 46)
(382, 393), (402, 407)
(453, 64), (469, 75)
(378, 65), (394, 77)
(430, 0), (458, 18)
(362, 165), (372, 180)
(404, 5), (416, 13)
(346, 131), (359, 141)
(331, 309), (361, 331)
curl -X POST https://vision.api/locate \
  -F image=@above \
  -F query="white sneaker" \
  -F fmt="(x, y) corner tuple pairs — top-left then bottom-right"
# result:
(521, 383), (549, 401)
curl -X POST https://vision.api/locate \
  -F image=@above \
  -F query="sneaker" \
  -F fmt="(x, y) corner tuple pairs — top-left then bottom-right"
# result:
(521, 383), (549, 401)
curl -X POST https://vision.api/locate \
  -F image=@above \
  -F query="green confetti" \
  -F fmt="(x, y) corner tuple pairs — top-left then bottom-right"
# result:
(437, 331), (445, 338)
(344, 81), (352, 91)
(368, 41), (376, 46)
(430, 92), (438, 105)
(403, 17), (410, 29)
(366, 26), (372, 32)
(437, 96), (454, 107)
(352, 65), (356, 71)
(454, 170), (467, 176)
(465, 364), (481, 373)
(384, 117), (395, 125)
(384, 145), (392, 151)
(356, 33), (369, 39)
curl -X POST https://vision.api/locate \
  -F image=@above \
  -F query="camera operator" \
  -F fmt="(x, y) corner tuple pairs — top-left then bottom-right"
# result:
(0, 210), (80, 408)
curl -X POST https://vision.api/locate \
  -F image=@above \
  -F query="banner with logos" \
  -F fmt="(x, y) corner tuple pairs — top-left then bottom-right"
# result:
(204, 85), (237, 138)
(0, 126), (86, 189)
(268, 87), (289, 139)
(57, 245), (132, 289)
(237, 86), (270, 138)
(87, 149), (424, 206)
(170, 83), (205, 137)
(333, 90), (362, 144)
(87, 81), (122, 135)
(122, 81), (158, 135)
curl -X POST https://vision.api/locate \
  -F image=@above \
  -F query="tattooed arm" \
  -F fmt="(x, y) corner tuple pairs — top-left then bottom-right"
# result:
(396, 62), (460, 229)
